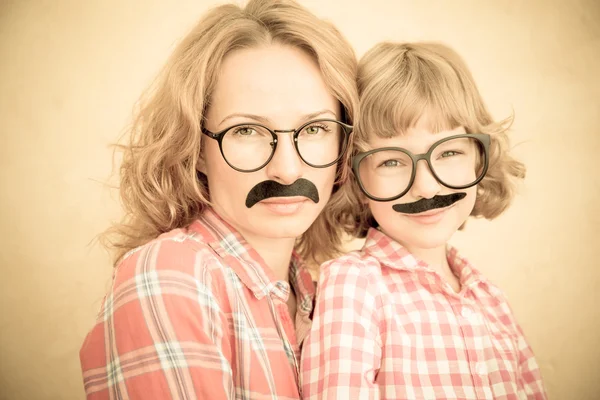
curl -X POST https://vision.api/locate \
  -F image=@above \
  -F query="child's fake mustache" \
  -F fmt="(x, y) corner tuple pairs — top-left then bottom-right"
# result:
(392, 193), (466, 214)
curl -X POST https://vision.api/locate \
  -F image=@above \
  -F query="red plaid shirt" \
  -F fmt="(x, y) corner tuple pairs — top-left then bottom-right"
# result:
(301, 228), (546, 399)
(80, 208), (315, 399)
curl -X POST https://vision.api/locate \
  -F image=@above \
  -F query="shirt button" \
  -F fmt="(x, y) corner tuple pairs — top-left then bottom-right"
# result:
(475, 362), (487, 375)
(461, 306), (472, 319)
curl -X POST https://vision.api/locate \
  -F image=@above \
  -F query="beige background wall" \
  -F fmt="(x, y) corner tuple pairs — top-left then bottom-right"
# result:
(0, 0), (598, 399)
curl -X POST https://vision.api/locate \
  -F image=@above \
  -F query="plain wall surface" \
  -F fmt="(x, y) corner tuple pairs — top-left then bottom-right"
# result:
(1, 1), (599, 399)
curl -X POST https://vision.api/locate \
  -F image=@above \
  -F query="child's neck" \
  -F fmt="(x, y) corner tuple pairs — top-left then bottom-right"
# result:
(403, 243), (462, 293)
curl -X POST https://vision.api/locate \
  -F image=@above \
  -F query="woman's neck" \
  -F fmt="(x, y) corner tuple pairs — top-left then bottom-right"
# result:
(211, 207), (297, 282)
(247, 235), (296, 282)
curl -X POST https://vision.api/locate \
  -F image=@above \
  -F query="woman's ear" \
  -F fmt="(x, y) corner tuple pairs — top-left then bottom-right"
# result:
(197, 155), (207, 174)
(197, 137), (207, 174)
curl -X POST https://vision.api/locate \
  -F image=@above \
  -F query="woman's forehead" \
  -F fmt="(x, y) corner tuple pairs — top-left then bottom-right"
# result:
(207, 44), (338, 130)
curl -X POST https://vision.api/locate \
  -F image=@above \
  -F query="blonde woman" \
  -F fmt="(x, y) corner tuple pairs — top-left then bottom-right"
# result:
(301, 42), (547, 399)
(79, 0), (357, 398)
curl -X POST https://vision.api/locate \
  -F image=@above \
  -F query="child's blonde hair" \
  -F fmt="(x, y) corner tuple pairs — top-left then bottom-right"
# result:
(338, 42), (525, 237)
(102, 0), (358, 265)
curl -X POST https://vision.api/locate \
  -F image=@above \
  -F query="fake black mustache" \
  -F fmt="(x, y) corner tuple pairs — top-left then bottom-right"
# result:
(245, 178), (320, 208)
(392, 193), (466, 214)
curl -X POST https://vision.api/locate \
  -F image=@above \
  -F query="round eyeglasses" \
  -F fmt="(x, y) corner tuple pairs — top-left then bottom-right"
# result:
(352, 134), (490, 202)
(202, 119), (353, 173)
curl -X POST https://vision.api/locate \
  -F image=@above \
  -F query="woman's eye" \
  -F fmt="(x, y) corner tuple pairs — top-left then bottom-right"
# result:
(304, 124), (330, 135)
(306, 125), (327, 135)
(236, 127), (255, 136)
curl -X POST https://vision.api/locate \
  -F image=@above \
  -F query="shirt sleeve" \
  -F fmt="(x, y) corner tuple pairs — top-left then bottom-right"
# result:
(301, 257), (382, 400)
(514, 323), (548, 399)
(79, 239), (234, 399)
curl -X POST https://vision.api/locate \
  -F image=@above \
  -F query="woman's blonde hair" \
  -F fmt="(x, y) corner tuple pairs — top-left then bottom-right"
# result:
(337, 42), (525, 237)
(102, 0), (358, 265)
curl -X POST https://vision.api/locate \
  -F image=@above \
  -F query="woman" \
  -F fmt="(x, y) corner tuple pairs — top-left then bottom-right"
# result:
(79, 0), (358, 398)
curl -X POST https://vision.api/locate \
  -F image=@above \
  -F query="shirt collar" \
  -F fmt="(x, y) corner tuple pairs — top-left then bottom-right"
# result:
(363, 227), (484, 287)
(189, 208), (315, 304)
(446, 246), (483, 289)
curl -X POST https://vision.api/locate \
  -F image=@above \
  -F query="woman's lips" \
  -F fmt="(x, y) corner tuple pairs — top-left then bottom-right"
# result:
(259, 197), (309, 215)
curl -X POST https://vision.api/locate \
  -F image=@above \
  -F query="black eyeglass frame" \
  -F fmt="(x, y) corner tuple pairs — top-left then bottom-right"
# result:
(351, 133), (491, 202)
(202, 119), (354, 173)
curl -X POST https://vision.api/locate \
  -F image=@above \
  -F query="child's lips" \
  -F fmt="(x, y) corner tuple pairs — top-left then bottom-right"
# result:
(411, 207), (449, 217)
(402, 205), (454, 224)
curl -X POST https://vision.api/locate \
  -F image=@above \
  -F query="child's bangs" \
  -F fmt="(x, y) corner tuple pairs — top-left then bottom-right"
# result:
(359, 48), (482, 140)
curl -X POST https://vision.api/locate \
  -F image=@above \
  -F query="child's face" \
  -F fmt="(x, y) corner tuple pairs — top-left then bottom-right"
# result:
(363, 118), (478, 251)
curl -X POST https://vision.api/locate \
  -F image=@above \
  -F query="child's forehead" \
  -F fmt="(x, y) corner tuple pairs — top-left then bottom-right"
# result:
(367, 124), (466, 150)
(379, 106), (463, 135)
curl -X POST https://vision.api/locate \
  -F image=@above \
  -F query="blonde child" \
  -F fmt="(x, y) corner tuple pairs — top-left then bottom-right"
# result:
(301, 42), (547, 399)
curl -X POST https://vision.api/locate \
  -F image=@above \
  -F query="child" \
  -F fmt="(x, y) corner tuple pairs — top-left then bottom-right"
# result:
(301, 42), (547, 399)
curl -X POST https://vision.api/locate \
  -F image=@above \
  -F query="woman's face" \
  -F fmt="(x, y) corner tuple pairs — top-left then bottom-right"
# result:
(200, 43), (341, 242)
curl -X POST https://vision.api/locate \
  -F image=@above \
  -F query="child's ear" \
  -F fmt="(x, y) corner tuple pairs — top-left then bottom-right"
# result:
(356, 189), (370, 205)
(360, 193), (370, 205)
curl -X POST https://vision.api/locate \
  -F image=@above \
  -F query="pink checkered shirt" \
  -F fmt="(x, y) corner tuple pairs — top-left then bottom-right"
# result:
(301, 228), (547, 399)
(80, 208), (315, 399)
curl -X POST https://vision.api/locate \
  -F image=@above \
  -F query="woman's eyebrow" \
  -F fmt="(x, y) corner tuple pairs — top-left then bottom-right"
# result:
(300, 109), (338, 121)
(218, 113), (271, 126)
(218, 109), (338, 127)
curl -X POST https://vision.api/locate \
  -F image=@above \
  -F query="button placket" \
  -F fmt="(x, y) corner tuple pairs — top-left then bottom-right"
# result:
(453, 298), (491, 399)
(265, 285), (300, 391)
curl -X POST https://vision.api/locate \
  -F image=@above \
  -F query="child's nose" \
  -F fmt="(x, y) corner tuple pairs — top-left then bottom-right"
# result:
(409, 160), (441, 199)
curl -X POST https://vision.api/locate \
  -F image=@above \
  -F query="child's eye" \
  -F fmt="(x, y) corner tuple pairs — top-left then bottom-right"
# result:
(378, 159), (404, 168)
(441, 150), (462, 158)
